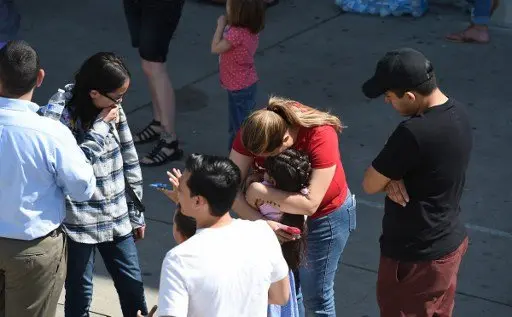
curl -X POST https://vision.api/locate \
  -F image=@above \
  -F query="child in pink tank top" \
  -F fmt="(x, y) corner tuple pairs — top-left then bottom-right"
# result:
(253, 149), (310, 271)
(254, 148), (310, 317)
(210, 0), (265, 150)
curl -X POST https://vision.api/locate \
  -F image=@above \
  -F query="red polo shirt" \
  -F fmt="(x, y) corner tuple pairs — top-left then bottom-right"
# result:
(232, 125), (348, 219)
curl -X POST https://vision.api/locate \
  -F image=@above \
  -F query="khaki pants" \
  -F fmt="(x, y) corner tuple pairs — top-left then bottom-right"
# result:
(0, 229), (67, 317)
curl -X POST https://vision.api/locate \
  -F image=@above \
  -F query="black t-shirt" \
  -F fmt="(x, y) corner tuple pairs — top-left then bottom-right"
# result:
(372, 99), (472, 261)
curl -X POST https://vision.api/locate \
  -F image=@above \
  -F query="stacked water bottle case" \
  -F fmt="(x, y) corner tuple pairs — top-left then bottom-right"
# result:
(335, 0), (428, 17)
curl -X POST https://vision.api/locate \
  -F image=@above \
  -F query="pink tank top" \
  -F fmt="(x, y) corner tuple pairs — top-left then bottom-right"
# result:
(258, 181), (283, 221)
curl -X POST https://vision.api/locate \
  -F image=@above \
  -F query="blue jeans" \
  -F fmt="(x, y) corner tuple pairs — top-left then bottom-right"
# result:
(227, 83), (257, 150)
(64, 234), (148, 317)
(471, 0), (492, 25)
(268, 270), (300, 317)
(296, 192), (357, 317)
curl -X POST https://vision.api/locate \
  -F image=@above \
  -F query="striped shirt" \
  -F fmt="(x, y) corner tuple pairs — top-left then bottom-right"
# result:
(57, 94), (144, 244)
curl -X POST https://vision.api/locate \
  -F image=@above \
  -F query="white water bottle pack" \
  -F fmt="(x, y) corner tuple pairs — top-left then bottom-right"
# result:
(335, 0), (428, 17)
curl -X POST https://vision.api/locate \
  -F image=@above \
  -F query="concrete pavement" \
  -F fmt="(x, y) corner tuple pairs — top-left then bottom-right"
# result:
(14, 0), (512, 316)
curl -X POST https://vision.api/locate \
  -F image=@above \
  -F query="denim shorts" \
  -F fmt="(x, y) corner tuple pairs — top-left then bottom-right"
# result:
(123, 0), (185, 63)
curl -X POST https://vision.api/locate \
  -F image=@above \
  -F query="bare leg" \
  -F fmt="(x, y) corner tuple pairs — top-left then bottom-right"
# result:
(141, 59), (176, 139)
(147, 74), (161, 123)
(126, 0), (184, 165)
(139, 59), (182, 166)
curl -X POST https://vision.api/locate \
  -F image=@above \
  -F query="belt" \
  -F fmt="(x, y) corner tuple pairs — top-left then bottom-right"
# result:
(43, 226), (62, 239)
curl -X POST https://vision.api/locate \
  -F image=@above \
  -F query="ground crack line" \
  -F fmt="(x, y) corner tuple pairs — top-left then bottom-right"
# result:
(341, 263), (512, 309)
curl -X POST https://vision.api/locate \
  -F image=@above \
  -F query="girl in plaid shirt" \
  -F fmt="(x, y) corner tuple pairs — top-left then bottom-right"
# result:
(56, 52), (148, 317)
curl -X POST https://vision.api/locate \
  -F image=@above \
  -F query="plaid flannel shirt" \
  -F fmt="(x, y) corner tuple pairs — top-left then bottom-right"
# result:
(58, 89), (144, 244)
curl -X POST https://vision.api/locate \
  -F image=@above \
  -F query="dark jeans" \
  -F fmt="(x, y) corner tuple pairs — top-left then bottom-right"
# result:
(296, 191), (357, 317)
(227, 82), (257, 150)
(65, 233), (147, 317)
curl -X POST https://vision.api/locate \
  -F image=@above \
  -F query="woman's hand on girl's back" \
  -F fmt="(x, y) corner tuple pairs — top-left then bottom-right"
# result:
(159, 168), (182, 204)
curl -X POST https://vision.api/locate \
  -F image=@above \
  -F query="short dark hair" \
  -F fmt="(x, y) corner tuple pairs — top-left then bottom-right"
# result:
(228, 0), (265, 34)
(174, 205), (197, 239)
(0, 40), (40, 98)
(185, 154), (241, 217)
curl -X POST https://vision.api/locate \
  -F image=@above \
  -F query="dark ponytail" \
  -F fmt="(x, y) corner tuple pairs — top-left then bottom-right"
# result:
(264, 148), (311, 270)
(174, 205), (197, 239)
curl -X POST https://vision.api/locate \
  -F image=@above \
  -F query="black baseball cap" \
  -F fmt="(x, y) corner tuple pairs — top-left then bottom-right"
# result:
(362, 48), (434, 99)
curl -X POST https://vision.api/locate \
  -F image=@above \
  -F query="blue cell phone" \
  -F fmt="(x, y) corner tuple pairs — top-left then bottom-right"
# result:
(149, 183), (171, 190)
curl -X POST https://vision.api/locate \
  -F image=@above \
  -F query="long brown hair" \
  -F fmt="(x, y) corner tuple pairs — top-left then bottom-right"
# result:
(241, 96), (343, 155)
(227, 0), (265, 34)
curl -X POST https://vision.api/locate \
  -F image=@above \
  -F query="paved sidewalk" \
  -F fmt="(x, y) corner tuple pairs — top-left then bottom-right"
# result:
(14, 0), (512, 316)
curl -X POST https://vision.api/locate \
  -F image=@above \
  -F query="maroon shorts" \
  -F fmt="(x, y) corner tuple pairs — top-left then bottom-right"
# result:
(377, 237), (469, 317)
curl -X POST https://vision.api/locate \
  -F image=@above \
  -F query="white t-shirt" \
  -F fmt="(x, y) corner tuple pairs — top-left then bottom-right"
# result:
(157, 219), (289, 317)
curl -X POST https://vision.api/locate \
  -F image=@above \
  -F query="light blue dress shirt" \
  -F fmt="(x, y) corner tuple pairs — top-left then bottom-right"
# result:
(0, 97), (96, 240)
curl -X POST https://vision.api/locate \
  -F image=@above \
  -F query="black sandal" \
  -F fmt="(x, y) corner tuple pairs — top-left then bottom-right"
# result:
(139, 139), (184, 167)
(133, 120), (161, 145)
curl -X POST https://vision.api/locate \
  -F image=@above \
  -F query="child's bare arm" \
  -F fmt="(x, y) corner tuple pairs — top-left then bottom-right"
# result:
(211, 15), (232, 54)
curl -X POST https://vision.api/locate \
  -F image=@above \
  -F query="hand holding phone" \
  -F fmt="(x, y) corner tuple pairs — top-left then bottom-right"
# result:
(150, 168), (183, 204)
(151, 182), (178, 204)
(149, 183), (171, 190)
(282, 225), (302, 239)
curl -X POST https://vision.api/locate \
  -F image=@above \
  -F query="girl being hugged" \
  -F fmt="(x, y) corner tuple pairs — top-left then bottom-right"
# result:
(211, 0), (265, 149)
(258, 148), (310, 317)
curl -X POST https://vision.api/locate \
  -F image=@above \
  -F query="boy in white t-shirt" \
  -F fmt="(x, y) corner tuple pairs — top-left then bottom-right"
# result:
(139, 154), (290, 317)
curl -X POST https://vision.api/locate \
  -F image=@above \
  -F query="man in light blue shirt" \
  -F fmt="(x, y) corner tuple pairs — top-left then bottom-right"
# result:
(0, 41), (96, 317)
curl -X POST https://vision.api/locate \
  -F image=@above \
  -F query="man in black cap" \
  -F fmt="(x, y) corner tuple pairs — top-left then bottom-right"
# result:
(361, 48), (472, 317)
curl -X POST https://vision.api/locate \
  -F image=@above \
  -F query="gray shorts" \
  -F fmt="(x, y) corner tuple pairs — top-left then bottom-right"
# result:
(123, 0), (185, 63)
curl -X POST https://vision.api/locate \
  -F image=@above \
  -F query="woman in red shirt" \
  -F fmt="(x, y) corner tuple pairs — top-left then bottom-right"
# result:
(230, 96), (356, 316)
